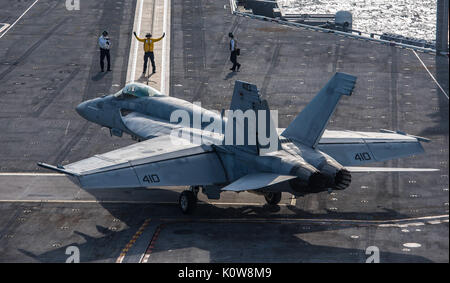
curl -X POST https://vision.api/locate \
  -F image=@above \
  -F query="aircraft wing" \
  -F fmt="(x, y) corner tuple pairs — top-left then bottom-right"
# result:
(314, 130), (429, 166)
(38, 135), (227, 189)
(121, 112), (181, 140)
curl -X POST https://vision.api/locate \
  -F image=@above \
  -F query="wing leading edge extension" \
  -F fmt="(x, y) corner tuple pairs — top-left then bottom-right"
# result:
(221, 173), (297, 192)
(120, 112), (181, 140)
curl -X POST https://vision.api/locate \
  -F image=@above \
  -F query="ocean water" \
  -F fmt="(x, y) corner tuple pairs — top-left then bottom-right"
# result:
(277, 0), (437, 41)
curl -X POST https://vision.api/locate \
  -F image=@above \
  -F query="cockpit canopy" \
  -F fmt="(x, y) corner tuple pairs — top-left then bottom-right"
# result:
(114, 83), (165, 99)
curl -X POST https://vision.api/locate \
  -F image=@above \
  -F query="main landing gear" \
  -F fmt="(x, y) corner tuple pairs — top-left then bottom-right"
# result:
(179, 186), (200, 214)
(264, 192), (282, 205)
(178, 188), (282, 213)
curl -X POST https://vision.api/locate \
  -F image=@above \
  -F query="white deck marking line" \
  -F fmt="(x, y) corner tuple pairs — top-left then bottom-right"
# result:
(159, 215), (449, 224)
(209, 202), (262, 206)
(0, 197), (447, 224)
(64, 121), (70, 136)
(413, 50), (449, 100)
(160, 0), (169, 94)
(0, 0), (40, 39)
(0, 23), (11, 34)
(0, 199), (176, 204)
(129, 0), (144, 83)
(0, 173), (63, 176)
(0, 199), (264, 205)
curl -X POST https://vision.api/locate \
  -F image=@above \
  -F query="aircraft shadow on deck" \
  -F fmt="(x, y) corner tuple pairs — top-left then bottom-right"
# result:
(15, 189), (434, 263)
(17, 221), (433, 263)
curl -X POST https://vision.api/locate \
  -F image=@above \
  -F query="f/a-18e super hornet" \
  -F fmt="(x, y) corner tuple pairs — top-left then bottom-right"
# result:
(39, 73), (437, 213)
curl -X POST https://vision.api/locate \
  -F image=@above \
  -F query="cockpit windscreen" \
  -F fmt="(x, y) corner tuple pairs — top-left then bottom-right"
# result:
(114, 83), (165, 99)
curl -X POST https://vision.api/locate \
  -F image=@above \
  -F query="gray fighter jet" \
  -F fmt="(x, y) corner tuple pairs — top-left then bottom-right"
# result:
(38, 73), (437, 214)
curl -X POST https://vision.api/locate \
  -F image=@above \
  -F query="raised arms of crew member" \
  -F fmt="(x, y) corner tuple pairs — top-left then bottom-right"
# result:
(133, 32), (165, 52)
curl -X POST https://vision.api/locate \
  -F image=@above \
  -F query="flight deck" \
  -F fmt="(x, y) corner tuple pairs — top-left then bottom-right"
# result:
(0, 0), (448, 262)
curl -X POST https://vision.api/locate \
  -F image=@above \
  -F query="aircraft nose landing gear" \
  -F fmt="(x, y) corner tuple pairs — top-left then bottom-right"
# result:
(179, 186), (199, 214)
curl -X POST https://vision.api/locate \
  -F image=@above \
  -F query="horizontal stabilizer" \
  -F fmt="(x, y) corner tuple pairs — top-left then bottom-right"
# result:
(221, 173), (296, 192)
(315, 130), (427, 166)
(346, 167), (439, 173)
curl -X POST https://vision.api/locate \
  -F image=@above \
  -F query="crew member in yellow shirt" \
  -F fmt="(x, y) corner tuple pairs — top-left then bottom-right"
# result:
(133, 31), (165, 76)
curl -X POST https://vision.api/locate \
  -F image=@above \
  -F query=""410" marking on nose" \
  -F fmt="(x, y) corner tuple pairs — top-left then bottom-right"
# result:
(143, 174), (160, 183)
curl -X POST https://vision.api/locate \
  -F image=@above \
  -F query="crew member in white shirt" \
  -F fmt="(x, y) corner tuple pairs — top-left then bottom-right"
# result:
(229, 32), (241, 72)
(98, 31), (111, 72)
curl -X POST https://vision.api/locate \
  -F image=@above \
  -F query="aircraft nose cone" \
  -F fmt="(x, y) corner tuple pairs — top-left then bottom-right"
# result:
(76, 101), (88, 119)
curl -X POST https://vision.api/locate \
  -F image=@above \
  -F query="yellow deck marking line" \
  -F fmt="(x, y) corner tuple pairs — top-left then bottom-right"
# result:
(116, 218), (151, 263)
(140, 224), (164, 263)
(413, 50), (449, 99)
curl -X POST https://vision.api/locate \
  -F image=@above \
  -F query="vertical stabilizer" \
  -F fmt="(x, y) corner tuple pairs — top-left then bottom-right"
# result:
(281, 73), (357, 148)
(225, 81), (280, 154)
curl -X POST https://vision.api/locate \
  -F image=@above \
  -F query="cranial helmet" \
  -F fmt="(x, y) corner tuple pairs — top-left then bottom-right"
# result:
(146, 33), (152, 38)
(102, 31), (108, 36)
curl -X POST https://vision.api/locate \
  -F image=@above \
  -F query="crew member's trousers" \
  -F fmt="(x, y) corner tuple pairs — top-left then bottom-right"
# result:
(144, 51), (156, 74)
(100, 48), (111, 71)
(230, 51), (240, 71)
